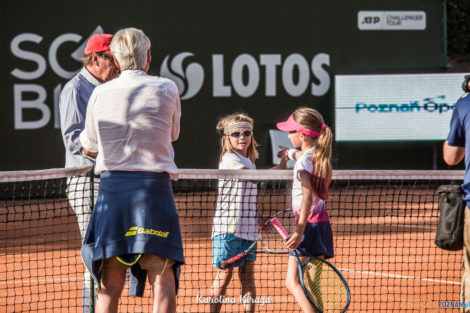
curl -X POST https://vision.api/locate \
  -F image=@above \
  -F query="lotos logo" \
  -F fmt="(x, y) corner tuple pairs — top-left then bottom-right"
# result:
(160, 52), (204, 100)
(159, 52), (331, 99)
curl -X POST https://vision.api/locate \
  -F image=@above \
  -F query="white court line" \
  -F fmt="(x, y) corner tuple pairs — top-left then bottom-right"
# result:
(340, 268), (461, 285)
(0, 276), (80, 286)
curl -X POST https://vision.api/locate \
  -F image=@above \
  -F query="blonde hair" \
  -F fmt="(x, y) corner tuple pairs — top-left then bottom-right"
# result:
(292, 107), (333, 199)
(216, 113), (259, 164)
(110, 27), (151, 71)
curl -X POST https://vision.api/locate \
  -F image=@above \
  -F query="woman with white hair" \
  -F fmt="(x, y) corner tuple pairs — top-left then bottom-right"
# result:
(80, 27), (184, 313)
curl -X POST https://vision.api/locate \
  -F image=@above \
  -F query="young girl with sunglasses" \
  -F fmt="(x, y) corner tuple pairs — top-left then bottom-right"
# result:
(210, 113), (286, 312)
(277, 107), (334, 313)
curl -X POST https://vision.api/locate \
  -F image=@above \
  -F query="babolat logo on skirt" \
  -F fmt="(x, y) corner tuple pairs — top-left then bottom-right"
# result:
(125, 226), (170, 238)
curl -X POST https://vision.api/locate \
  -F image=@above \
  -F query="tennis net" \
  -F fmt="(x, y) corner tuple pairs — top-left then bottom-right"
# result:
(0, 167), (464, 312)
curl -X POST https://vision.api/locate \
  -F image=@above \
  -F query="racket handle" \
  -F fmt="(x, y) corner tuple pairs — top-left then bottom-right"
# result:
(271, 217), (290, 240)
(221, 253), (243, 269)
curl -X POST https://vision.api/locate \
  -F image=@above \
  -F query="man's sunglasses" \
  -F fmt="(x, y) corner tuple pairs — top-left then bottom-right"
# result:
(229, 130), (252, 138)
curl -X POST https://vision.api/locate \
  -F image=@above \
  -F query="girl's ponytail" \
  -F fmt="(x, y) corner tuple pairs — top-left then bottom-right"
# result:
(312, 126), (333, 200)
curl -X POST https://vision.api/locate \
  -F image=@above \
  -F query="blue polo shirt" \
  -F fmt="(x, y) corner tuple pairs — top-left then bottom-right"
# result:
(447, 92), (470, 206)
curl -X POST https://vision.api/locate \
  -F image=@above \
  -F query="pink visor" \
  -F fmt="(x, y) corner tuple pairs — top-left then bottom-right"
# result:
(276, 114), (326, 138)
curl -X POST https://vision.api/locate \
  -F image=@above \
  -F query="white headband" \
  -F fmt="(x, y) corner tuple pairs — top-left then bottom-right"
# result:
(224, 122), (253, 134)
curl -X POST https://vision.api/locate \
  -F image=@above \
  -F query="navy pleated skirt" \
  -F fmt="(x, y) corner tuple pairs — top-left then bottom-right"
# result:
(289, 221), (334, 259)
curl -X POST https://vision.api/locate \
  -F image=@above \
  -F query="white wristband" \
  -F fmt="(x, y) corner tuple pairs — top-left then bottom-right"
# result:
(287, 149), (297, 161)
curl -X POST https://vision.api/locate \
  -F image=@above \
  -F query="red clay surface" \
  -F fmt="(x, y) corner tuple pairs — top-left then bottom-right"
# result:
(0, 188), (463, 313)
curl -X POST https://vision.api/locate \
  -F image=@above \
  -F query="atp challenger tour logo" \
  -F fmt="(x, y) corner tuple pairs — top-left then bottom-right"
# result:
(10, 26), (332, 129)
(358, 11), (426, 30)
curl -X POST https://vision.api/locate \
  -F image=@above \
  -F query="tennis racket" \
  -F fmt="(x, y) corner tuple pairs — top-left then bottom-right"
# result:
(221, 209), (296, 268)
(272, 210), (351, 313)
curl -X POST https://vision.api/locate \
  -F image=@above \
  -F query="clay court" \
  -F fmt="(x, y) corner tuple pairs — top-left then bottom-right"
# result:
(0, 172), (463, 312)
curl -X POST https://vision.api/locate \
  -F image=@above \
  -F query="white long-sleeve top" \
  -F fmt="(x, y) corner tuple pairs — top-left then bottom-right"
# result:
(80, 70), (181, 180)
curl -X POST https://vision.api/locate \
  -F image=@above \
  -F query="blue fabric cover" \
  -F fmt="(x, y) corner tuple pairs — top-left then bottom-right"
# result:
(81, 171), (185, 296)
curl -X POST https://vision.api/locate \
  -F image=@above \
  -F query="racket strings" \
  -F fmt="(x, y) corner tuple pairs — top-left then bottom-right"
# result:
(306, 261), (324, 311)
(260, 224), (288, 253)
(303, 259), (349, 312)
(260, 210), (296, 253)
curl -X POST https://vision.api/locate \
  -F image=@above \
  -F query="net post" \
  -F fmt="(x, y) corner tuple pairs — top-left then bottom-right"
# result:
(88, 168), (95, 313)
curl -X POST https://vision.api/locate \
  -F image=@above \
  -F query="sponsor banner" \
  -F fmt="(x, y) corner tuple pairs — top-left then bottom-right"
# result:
(335, 73), (468, 141)
(1, 0), (446, 170)
(358, 11), (426, 30)
(9, 33), (331, 129)
(160, 53), (330, 100)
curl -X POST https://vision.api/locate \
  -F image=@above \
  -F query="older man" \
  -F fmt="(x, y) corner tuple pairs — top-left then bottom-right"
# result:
(59, 33), (118, 313)
(443, 84), (470, 312)
(80, 28), (184, 313)
(60, 33), (118, 171)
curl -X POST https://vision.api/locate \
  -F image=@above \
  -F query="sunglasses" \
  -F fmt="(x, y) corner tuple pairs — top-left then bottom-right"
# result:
(229, 130), (252, 138)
